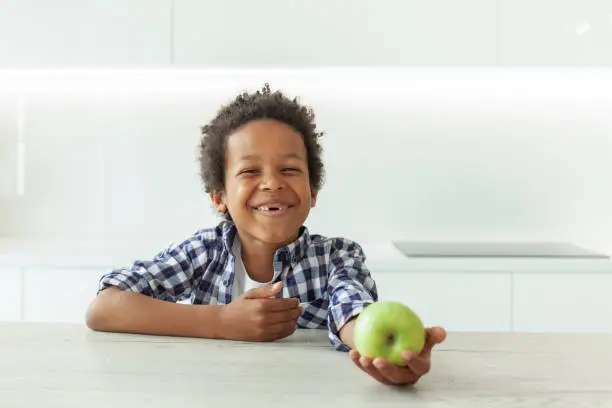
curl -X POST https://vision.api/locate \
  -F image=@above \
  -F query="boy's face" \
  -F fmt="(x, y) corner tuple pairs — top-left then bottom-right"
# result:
(211, 119), (317, 247)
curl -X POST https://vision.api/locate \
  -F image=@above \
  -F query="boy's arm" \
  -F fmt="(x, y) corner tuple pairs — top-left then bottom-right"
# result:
(95, 237), (204, 302)
(327, 241), (447, 386)
(338, 317), (358, 349)
(86, 236), (215, 336)
(86, 232), (302, 340)
(86, 287), (225, 338)
(328, 244), (447, 386)
(326, 240), (378, 351)
(87, 284), (301, 341)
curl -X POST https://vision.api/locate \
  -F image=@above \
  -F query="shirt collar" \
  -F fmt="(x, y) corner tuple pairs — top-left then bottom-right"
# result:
(220, 220), (310, 265)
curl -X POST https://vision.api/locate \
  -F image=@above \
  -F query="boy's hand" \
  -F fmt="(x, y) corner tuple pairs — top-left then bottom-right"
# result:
(349, 327), (446, 386)
(220, 282), (303, 342)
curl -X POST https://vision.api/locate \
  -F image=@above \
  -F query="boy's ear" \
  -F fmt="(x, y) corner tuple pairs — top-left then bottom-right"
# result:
(209, 191), (228, 214)
(310, 191), (318, 208)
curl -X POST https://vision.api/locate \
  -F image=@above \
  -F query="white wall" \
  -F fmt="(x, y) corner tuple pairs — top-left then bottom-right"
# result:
(1, 69), (610, 248)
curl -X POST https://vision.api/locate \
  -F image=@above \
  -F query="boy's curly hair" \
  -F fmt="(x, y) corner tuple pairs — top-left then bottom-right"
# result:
(199, 83), (325, 194)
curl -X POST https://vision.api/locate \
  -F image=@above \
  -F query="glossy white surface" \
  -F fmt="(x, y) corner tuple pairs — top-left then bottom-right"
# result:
(3, 0), (612, 67)
(173, 0), (497, 66)
(500, 0), (612, 64)
(0, 0), (171, 67)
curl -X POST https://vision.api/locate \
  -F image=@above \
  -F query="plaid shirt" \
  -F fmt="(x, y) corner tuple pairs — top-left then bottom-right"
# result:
(97, 220), (378, 351)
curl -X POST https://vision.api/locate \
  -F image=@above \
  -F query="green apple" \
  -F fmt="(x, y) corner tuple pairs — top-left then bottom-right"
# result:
(353, 301), (426, 366)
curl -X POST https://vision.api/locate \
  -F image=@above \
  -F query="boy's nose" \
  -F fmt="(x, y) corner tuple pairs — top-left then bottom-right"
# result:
(260, 174), (284, 190)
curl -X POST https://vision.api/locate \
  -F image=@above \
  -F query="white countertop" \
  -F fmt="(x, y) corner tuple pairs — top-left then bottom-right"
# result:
(0, 238), (611, 273)
(1, 323), (612, 407)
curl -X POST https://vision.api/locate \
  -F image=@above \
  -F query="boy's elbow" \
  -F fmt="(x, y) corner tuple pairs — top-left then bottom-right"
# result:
(85, 288), (116, 331)
(85, 297), (105, 331)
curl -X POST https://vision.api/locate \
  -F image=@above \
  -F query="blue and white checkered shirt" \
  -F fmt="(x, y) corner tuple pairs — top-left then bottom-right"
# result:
(97, 220), (378, 351)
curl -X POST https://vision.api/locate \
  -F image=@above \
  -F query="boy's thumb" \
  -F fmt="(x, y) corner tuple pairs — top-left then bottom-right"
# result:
(244, 281), (283, 299)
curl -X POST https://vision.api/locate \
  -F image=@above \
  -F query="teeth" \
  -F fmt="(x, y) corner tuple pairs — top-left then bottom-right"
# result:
(257, 206), (286, 211)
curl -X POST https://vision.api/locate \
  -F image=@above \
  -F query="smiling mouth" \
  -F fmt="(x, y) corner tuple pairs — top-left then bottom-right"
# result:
(253, 205), (293, 215)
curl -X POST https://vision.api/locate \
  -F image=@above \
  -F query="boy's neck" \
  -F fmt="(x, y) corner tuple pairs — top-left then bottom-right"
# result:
(240, 243), (275, 283)
(236, 232), (299, 283)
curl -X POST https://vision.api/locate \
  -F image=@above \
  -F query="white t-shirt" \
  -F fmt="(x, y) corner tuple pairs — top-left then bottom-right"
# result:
(230, 236), (280, 300)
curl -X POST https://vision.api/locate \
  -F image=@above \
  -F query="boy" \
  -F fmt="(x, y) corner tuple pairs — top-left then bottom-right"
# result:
(86, 84), (446, 386)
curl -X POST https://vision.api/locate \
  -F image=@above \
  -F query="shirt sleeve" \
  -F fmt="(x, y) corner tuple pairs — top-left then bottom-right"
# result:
(97, 237), (207, 303)
(326, 240), (378, 351)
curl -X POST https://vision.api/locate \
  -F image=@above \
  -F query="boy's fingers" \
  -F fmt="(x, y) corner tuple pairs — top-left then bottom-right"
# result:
(428, 327), (447, 344)
(373, 358), (414, 385)
(359, 355), (373, 369)
(243, 282), (283, 299)
(401, 351), (431, 377)
(354, 355), (394, 385)
(265, 319), (298, 339)
(349, 327), (445, 387)
(261, 297), (300, 312)
(265, 308), (302, 324)
(421, 327), (447, 356)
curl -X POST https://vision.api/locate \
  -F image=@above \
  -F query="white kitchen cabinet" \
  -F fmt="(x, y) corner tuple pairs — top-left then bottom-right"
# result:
(372, 271), (512, 332)
(0, 267), (22, 321)
(500, 0), (612, 65)
(513, 272), (612, 332)
(23, 267), (108, 323)
(173, 0), (497, 66)
(0, 0), (171, 67)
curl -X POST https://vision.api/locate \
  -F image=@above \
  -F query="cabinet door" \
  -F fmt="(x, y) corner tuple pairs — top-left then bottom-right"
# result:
(500, 0), (612, 65)
(513, 272), (612, 332)
(0, 267), (22, 321)
(373, 271), (512, 332)
(173, 0), (497, 66)
(0, 0), (170, 67)
(23, 267), (108, 323)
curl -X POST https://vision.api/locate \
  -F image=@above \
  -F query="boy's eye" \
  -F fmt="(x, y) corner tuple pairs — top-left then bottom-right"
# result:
(282, 167), (301, 173)
(239, 169), (258, 175)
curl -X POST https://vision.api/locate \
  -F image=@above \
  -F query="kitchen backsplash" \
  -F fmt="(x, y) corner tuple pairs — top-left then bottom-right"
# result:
(0, 68), (610, 249)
